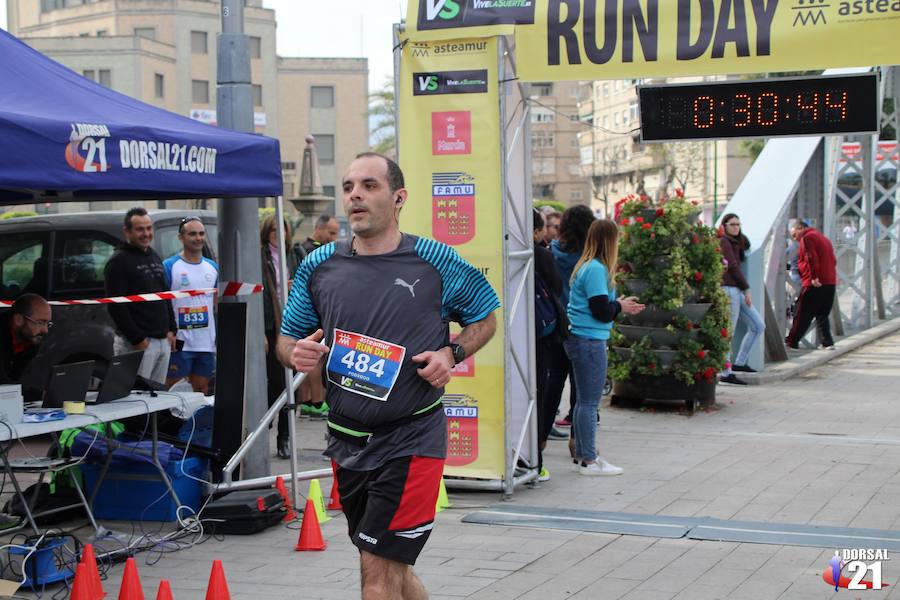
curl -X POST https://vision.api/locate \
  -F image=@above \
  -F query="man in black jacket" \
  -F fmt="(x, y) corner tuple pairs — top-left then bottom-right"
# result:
(0, 294), (52, 401)
(104, 208), (176, 384)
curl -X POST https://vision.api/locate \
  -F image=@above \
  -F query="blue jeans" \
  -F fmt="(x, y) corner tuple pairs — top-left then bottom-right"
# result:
(723, 286), (765, 373)
(563, 336), (607, 463)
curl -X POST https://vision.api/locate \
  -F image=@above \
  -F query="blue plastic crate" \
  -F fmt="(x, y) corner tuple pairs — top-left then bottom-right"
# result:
(82, 456), (208, 522)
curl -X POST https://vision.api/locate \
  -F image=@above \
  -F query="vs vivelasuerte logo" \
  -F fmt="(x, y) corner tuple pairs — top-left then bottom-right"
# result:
(413, 70), (489, 96)
(417, 0), (535, 31)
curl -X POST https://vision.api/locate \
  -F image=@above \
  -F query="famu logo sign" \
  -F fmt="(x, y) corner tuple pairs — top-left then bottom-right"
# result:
(413, 70), (489, 96)
(417, 0), (535, 31)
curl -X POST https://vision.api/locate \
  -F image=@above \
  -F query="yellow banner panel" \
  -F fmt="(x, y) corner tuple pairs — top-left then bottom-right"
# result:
(399, 36), (506, 480)
(515, 0), (900, 81)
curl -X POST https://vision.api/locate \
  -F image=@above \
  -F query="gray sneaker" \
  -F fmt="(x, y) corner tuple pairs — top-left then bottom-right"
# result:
(547, 427), (569, 440)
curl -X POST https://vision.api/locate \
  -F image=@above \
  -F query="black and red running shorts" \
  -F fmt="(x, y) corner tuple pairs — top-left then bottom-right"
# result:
(336, 455), (444, 565)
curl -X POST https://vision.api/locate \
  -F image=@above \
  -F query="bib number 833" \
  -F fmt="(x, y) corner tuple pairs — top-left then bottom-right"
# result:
(340, 351), (386, 378)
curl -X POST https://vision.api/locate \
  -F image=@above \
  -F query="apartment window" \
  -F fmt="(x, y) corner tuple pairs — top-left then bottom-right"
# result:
(315, 135), (335, 164)
(281, 162), (297, 171)
(96, 30), (107, 36)
(191, 31), (208, 55)
(249, 36), (262, 59)
(534, 158), (555, 175)
(571, 190), (584, 200)
(570, 137), (579, 148)
(192, 79), (210, 104)
(98, 70), (111, 87)
(134, 27), (156, 40)
(531, 132), (555, 149)
(154, 73), (164, 98)
(252, 84), (263, 107)
(323, 185), (336, 197)
(614, 112), (621, 126)
(602, 83), (609, 97)
(580, 146), (593, 165)
(311, 86), (334, 108)
(622, 109), (629, 125)
(601, 115), (608, 128)
(531, 82), (553, 97)
(629, 100), (639, 123)
(83, 69), (96, 81)
(531, 107), (555, 124)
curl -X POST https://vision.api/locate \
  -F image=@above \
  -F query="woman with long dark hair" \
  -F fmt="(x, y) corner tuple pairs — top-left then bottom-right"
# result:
(718, 213), (765, 385)
(565, 220), (643, 476)
(260, 215), (301, 459)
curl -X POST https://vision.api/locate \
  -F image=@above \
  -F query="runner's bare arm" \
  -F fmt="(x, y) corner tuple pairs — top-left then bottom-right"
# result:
(276, 329), (329, 372)
(454, 312), (497, 358)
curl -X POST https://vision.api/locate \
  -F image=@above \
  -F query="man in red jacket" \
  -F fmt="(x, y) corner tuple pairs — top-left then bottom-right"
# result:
(785, 219), (837, 349)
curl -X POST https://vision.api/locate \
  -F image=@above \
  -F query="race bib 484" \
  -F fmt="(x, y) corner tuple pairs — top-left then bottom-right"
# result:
(326, 329), (406, 401)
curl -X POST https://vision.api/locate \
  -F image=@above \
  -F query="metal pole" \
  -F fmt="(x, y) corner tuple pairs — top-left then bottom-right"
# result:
(275, 196), (301, 515)
(217, 0), (269, 478)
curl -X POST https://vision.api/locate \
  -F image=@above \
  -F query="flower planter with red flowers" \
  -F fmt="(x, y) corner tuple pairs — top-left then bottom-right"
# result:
(610, 195), (731, 411)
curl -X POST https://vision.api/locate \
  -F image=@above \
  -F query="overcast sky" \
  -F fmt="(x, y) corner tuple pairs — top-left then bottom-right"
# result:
(0, 0), (402, 91)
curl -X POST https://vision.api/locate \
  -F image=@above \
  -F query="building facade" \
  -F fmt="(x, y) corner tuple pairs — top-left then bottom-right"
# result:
(529, 80), (593, 209)
(6, 0), (368, 223)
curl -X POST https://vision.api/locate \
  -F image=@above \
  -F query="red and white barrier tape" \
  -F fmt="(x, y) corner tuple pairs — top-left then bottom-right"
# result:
(0, 282), (263, 307)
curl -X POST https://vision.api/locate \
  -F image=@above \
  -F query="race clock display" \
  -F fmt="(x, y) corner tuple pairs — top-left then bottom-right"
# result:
(639, 74), (879, 142)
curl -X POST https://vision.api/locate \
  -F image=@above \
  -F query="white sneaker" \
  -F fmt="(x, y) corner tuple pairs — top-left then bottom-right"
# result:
(578, 459), (623, 476)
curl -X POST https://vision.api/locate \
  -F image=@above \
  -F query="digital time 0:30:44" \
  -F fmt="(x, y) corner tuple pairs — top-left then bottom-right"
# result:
(639, 74), (879, 142)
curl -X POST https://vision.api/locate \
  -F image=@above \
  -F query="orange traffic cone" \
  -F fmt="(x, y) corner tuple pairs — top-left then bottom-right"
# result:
(327, 460), (342, 511)
(81, 543), (106, 599)
(294, 498), (327, 551)
(274, 476), (297, 521)
(204, 560), (231, 600)
(155, 580), (174, 600)
(118, 558), (144, 600)
(70, 562), (94, 600)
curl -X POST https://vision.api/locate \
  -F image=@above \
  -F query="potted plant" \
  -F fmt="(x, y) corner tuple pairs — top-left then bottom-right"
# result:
(609, 192), (730, 411)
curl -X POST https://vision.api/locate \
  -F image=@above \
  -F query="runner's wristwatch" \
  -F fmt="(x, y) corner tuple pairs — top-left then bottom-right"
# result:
(448, 342), (466, 366)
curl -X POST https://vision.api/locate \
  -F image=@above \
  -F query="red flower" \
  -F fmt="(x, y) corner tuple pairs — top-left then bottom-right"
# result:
(635, 216), (645, 223)
(693, 271), (703, 282)
(642, 223), (652, 230)
(656, 208), (665, 217)
(720, 327), (729, 338)
(692, 234), (700, 244)
(697, 350), (706, 359)
(648, 363), (656, 371)
(621, 218), (631, 226)
(703, 367), (716, 381)
(650, 232), (656, 239)
(694, 372), (703, 381)
(675, 188), (685, 198)
(685, 322), (694, 330)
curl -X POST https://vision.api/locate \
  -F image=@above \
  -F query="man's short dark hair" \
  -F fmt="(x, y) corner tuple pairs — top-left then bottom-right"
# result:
(11, 293), (46, 317)
(355, 152), (405, 192)
(124, 207), (149, 230)
(315, 214), (334, 229)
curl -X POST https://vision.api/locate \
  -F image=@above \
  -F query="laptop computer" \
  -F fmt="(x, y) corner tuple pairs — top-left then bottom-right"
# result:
(42, 360), (95, 409)
(87, 351), (144, 404)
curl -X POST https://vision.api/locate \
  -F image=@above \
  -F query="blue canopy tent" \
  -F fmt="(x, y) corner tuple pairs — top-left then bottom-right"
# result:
(0, 29), (281, 203)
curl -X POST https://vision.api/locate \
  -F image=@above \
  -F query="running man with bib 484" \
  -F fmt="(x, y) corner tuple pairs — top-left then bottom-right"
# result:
(277, 153), (498, 600)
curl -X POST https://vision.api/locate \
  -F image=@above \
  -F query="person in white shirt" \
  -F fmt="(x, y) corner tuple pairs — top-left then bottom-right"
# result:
(163, 217), (218, 393)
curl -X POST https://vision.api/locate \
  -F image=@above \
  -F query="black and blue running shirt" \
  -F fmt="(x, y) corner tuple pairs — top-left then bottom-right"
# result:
(280, 233), (499, 469)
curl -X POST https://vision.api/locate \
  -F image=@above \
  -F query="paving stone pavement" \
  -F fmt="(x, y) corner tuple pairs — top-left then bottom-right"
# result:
(8, 331), (900, 599)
